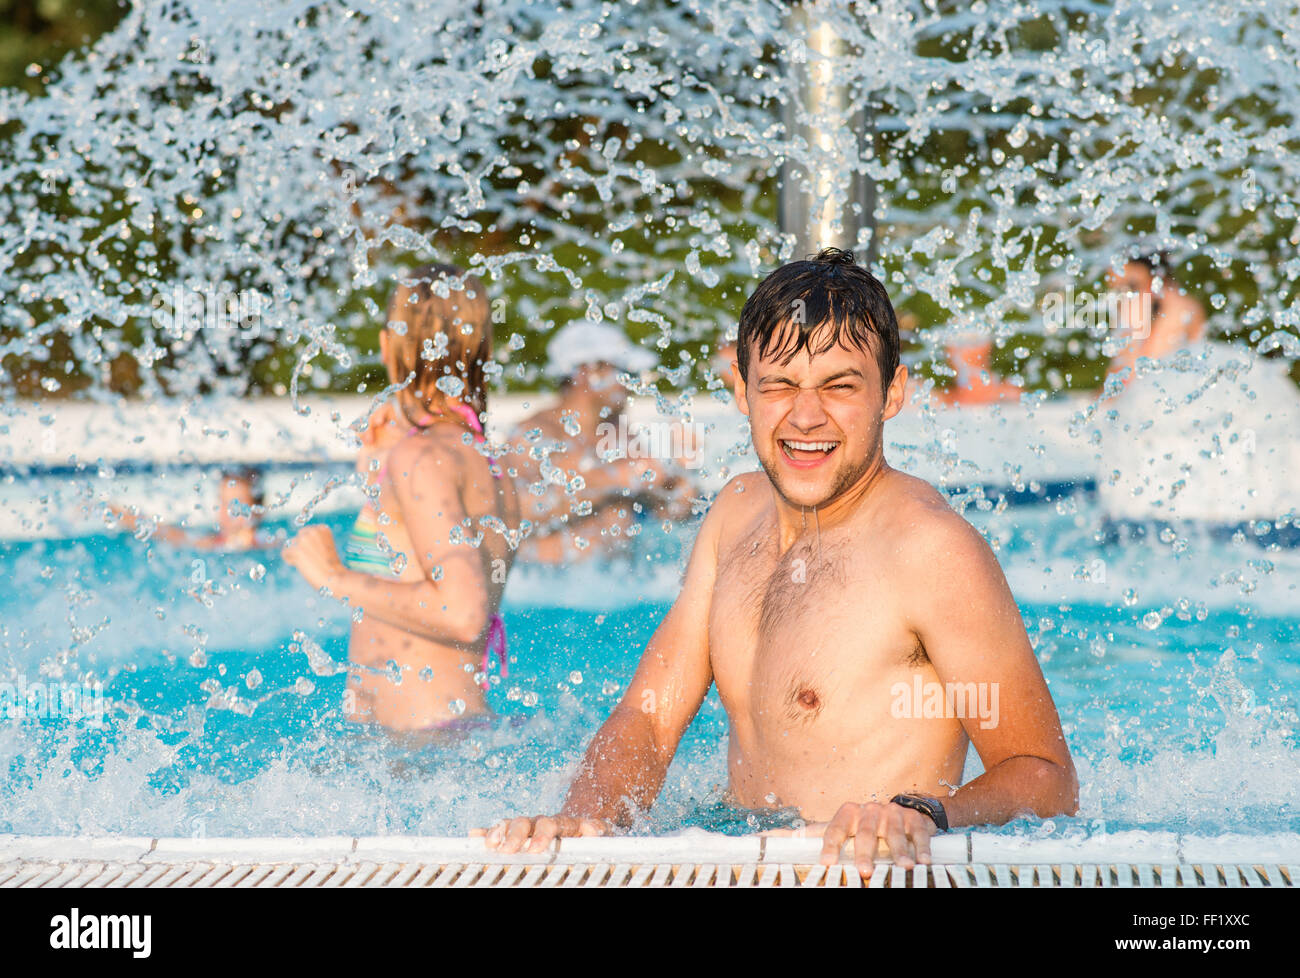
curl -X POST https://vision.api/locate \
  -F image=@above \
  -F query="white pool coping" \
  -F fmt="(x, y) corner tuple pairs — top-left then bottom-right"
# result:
(5, 832), (1296, 887)
(4, 830), (1299, 866)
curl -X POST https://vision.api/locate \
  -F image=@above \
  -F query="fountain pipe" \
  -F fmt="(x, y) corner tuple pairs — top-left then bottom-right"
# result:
(778, 2), (877, 264)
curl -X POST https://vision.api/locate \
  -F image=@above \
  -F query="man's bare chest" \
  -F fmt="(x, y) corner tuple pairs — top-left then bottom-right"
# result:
(708, 525), (924, 718)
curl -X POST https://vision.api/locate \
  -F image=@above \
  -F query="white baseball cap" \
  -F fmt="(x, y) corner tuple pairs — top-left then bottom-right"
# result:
(544, 321), (658, 379)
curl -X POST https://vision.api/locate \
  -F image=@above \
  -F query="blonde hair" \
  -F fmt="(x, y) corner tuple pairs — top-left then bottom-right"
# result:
(384, 263), (492, 422)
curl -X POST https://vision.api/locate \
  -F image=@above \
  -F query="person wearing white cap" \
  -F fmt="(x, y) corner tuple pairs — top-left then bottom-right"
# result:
(936, 327), (1021, 407)
(543, 320), (658, 381)
(509, 320), (694, 563)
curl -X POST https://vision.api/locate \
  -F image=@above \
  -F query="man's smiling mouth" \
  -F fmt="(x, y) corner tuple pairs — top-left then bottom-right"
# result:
(780, 439), (840, 463)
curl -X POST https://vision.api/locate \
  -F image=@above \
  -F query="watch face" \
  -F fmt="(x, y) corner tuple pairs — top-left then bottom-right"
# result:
(894, 794), (946, 830)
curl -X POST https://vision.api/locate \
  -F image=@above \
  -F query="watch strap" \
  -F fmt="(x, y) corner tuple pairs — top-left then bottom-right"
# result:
(890, 793), (950, 832)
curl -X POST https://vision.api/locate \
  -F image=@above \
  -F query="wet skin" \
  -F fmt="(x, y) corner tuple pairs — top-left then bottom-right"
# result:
(284, 401), (520, 730)
(482, 325), (1076, 875)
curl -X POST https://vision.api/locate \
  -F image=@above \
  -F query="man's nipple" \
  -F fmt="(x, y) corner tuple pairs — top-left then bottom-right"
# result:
(796, 687), (820, 711)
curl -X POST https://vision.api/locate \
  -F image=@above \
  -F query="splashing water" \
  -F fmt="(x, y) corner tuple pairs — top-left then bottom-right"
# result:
(2, 0), (1297, 399)
(1, 1), (1298, 839)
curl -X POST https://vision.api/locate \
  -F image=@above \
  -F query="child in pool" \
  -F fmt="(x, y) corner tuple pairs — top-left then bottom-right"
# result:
(283, 264), (522, 731)
(108, 467), (275, 550)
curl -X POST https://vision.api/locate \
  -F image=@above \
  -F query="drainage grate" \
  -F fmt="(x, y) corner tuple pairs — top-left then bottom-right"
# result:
(3, 835), (1297, 888)
(2, 860), (1295, 888)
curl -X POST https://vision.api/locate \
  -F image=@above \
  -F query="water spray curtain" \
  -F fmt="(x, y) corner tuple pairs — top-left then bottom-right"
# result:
(1, 0), (1297, 401)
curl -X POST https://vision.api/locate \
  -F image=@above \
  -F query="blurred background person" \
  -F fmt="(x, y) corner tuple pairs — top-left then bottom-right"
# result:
(889, 313), (1019, 408)
(936, 330), (1022, 406)
(714, 335), (738, 393)
(509, 321), (696, 564)
(1104, 252), (1207, 387)
(283, 264), (521, 732)
(107, 466), (272, 550)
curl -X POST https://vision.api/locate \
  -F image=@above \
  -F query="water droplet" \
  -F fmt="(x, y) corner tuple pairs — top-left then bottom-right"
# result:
(435, 375), (465, 398)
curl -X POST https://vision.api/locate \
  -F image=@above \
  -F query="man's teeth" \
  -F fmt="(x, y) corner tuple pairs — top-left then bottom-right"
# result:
(783, 440), (838, 452)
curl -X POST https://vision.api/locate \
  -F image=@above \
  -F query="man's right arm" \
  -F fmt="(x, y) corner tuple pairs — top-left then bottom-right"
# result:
(480, 477), (732, 853)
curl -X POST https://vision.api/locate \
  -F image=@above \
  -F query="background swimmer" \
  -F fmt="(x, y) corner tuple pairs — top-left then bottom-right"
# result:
(283, 264), (522, 732)
(508, 321), (696, 564)
(106, 466), (272, 551)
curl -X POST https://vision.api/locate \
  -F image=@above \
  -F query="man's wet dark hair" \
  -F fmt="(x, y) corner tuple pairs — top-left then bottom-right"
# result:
(736, 247), (900, 397)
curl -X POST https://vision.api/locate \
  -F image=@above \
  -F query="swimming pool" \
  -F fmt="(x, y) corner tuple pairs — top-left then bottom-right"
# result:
(2, 488), (1296, 842)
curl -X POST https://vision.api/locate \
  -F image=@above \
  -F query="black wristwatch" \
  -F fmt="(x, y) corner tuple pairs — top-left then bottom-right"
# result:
(890, 794), (949, 832)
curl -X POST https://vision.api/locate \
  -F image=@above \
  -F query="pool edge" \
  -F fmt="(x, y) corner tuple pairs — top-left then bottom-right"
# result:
(2, 832), (1297, 887)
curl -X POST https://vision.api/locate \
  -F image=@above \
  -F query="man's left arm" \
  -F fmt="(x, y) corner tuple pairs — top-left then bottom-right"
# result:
(911, 514), (1079, 827)
(809, 507), (1077, 877)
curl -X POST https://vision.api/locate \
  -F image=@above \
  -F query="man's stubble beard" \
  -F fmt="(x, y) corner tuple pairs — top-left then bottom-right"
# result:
(756, 434), (877, 513)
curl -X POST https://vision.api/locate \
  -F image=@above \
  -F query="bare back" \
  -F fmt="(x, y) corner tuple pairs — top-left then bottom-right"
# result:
(349, 420), (521, 727)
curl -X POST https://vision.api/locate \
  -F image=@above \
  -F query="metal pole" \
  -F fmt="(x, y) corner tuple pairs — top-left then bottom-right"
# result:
(778, 2), (877, 264)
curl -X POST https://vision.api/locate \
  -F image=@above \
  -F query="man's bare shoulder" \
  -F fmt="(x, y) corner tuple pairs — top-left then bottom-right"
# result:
(875, 469), (995, 572)
(699, 470), (770, 549)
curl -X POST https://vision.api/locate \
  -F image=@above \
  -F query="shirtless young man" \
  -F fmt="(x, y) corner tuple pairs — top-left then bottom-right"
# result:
(483, 248), (1077, 875)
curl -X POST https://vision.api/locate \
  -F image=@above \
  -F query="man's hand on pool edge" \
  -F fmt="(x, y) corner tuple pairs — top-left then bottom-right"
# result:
(767, 802), (937, 879)
(473, 815), (611, 854)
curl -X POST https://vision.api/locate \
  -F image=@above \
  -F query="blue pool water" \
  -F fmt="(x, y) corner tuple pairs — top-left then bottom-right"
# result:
(1, 494), (1298, 839)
